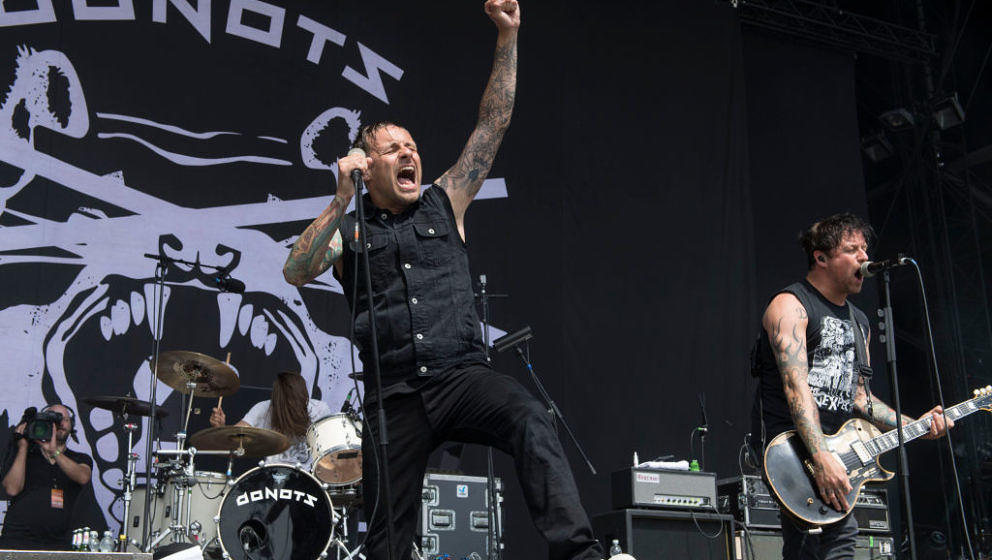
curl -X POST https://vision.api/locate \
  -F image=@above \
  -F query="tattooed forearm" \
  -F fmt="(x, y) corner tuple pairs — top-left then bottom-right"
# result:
(283, 193), (348, 286)
(439, 31), (517, 198)
(853, 382), (911, 429)
(770, 305), (827, 454)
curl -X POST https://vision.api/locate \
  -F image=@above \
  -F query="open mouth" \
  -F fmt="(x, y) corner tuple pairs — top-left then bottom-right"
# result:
(397, 166), (417, 190)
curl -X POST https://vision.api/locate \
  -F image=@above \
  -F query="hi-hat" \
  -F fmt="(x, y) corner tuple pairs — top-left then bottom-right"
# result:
(152, 351), (240, 397)
(189, 426), (290, 457)
(82, 395), (169, 418)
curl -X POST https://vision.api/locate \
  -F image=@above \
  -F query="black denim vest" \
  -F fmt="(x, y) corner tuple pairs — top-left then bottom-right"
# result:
(336, 186), (487, 385)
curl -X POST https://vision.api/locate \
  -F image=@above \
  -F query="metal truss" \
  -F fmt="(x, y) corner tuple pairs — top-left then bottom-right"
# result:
(733, 0), (936, 63)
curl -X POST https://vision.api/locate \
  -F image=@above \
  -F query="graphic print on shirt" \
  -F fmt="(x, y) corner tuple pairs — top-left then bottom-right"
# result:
(807, 316), (859, 414)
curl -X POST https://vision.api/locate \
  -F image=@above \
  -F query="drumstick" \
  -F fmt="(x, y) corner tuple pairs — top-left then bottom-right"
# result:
(218, 353), (230, 411)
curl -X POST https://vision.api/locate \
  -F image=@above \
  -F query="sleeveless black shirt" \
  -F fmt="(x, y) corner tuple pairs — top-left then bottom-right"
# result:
(335, 186), (487, 394)
(751, 280), (871, 444)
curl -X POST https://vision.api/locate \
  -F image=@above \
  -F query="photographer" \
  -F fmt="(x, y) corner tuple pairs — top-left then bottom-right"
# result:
(0, 404), (92, 550)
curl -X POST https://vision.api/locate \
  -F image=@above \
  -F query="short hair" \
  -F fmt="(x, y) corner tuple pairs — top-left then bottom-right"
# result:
(799, 213), (874, 269)
(351, 121), (401, 155)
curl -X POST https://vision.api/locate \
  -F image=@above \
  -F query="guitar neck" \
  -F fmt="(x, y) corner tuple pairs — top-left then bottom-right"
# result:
(869, 398), (980, 456)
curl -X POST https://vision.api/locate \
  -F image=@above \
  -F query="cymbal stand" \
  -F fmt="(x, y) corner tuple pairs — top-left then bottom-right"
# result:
(117, 419), (140, 551)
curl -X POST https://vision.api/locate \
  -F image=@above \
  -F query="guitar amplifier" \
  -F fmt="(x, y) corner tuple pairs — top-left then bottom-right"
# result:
(717, 475), (781, 529)
(611, 468), (717, 510)
(852, 487), (890, 534)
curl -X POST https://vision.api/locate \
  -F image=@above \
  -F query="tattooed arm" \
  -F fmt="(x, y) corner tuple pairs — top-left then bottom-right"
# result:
(764, 293), (852, 512)
(437, 0), (519, 241)
(854, 374), (953, 439)
(283, 151), (367, 286)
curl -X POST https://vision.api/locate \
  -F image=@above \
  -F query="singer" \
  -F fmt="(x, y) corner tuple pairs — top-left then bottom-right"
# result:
(750, 213), (953, 559)
(282, 2), (602, 559)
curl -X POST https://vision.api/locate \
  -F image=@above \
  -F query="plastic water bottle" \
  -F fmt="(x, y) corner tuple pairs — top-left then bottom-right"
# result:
(609, 539), (623, 556)
(98, 531), (116, 552)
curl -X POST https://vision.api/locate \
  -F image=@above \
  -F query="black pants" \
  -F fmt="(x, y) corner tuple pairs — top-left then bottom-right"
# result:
(360, 363), (602, 560)
(781, 511), (858, 560)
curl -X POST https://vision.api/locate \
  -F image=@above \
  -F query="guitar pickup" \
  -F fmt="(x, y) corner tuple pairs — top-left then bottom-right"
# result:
(850, 441), (872, 465)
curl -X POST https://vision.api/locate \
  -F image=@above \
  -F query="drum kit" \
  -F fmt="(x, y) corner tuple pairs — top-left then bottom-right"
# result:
(84, 350), (366, 560)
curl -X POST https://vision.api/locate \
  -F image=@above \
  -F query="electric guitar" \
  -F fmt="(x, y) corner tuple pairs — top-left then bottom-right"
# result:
(763, 386), (992, 528)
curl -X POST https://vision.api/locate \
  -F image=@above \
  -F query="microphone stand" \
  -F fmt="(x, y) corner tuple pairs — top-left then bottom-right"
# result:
(503, 338), (597, 475)
(478, 275), (502, 560)
(138, 253), (242, 550)
(879, 270), (917, 560)
(140, 254), (169, 550)
(352, 179), (396, 560)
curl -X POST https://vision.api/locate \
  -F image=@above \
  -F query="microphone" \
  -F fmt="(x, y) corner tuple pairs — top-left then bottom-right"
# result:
(214, 275), (246, 294)
(860, 257), (910, 278)
(697, 393), (709, 434)
(348, 147), (366, 188)
(493, 326), (533, 353)
(340, 388), (355, 413)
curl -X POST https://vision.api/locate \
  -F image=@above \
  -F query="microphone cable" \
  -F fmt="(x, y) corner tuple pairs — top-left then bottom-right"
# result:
(906, 258), (976, 560)
(346, 214), (382, 555)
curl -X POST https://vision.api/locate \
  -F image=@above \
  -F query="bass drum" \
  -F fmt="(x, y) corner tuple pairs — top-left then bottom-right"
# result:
(125, 471), (226, 548)
(217, 464), (334, 560)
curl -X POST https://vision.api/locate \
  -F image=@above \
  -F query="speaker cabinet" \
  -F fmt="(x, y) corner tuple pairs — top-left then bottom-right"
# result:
(592, 508), (733, 560)
(729, 530), (782, 559)
(726, 530), (894, 559)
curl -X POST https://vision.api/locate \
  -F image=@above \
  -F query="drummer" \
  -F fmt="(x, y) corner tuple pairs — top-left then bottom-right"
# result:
(209, 371), (331, 466)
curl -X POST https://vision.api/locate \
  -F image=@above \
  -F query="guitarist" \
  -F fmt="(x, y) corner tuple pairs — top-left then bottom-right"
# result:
(751, 213), (953, 559)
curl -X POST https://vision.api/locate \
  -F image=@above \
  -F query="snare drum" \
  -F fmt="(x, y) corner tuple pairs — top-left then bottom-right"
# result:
(216, 464), (334, 560)
(125, 471), (226, 547)
(306, 414), (362, 499)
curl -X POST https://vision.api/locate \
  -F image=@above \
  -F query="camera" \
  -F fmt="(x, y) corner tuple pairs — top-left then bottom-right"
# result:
(20, 408), (64, 442)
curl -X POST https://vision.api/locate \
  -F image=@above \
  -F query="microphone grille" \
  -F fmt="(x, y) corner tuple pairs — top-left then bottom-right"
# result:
(347, 147), (366, 158)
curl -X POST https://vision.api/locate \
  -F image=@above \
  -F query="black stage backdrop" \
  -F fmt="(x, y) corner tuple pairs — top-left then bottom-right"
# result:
(0, 0), (909, 555)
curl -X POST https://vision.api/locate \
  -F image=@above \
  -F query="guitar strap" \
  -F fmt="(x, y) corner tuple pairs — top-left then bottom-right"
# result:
(847, 302), (873, 420)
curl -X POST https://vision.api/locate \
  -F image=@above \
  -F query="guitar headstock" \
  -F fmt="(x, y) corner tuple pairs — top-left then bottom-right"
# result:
(974, 385), (992, 412)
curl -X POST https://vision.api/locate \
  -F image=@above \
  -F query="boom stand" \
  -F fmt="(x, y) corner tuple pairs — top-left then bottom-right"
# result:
(139, 252), (242, 550)
(507, 341), (596, 475)
(880, 270), (917, 560)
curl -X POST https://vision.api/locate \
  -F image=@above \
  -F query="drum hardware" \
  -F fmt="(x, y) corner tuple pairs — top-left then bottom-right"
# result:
(82, 395), (160, 552)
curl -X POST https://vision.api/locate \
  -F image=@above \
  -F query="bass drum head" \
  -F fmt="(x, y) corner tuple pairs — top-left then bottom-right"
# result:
(217, 464), (333, 560)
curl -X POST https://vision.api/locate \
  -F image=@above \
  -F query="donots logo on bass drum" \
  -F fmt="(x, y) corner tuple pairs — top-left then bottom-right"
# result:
(235, 487), (320, 507)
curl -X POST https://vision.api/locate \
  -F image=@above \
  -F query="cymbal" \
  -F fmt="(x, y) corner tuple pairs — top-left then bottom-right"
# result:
(82, 395), (169, 418)
(152, 351), (240, 397)
(189, 426), (290, 457)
